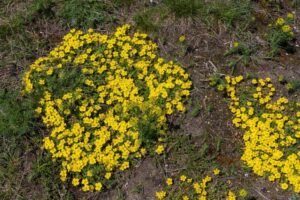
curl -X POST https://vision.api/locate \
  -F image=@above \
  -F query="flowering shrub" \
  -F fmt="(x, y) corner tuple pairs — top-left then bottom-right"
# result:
(22, 24), (191, 192)
(224, 41), (254, 70)
(154, 169), (247, 200)
(179, 35), (186, 43)
(155, 174), (213, 200)
(224, 76), (300, 192)
(266, 13), (296, 56)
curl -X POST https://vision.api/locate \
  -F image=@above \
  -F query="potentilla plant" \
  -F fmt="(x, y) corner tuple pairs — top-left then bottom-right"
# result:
(22, 24), (192, 192)
(220, 76), (300, 193)
(266, 12), (296, 56)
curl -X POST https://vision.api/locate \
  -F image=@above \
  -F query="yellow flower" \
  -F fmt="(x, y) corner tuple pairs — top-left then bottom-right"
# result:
(46, 68), (53, 75)
(253, 93), (259, 99)
(275, 17), (285, 26)
(233, 42), (239, 48)
(95, 182), (102, 191)
(213, 168), (220, 175)
(87, 170), (93, 177)
(225, 76), (231, 83)
(217, 84), (225, 91)
(256, 87), (261, 92)
(282, 25), (291, 33)
(226, 190), (236, 200)
(180, 175), (187, 182)
(182, 195), (189, 200)
(60, 169), (67, 182)
(35, 107), (42, 114)
(239, 189), (248, 197)
(281, 183), (288, 190)
(105, 172), (112, 179)
(251, 79), (257, 84)
(156, 191), (166, 199)
(82, 184), (90, 192)
(120, 161), (130, 171)
(72, 178), (80, 186)
(82, 178), (89, 185)
(38, 79), (45, 85)
(140, 148), (147, 155)
(166, 178), (173, 186)
(287, 13), (294, 20)
(179, 35), (186, 43)
(155, 145), (165, 155)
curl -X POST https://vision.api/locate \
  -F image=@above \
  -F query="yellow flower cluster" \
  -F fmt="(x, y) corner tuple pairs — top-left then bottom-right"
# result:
(274, 13), (295, 37)
(155, 144), (165, 155)
(155, 169), (247, 199)
(23, 25), (191, 192)
(155, 174), (209, 200)
(156, 190), (167, 200)
(226, 191), (236, 200)
(155, 169), (238, 200)
(193, 176), (212, 200)
(224, 76), (300, 192)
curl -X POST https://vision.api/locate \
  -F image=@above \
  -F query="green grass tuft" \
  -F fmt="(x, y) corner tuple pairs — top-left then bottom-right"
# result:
(133, 6), (168, 33)
(0, 90), (35, 137)
(163, 0), (203, 17)
(134, 11), (160, 33)
(56, 0), (109, 28)
(206, 0), (252, 28)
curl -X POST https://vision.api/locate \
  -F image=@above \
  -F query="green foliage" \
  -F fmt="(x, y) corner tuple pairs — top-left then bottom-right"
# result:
(291, 193), (300, 200)
(266, 28), (295, 56)
(0, 90), (35, 137)
(266, 15), (296, 56)
(286, 80), (300, 94)
(191, 103), (201, 117)
(0, 135), (73, 200)
(113, 0), (135, 6)
(209, 74), (226, 92)
(278, 75), (287, 84)
(137, 110), (161, 144)
(29, 154), (75, 200)
(131, 183), (144, 194)
(163, 0), (203, 17)
(134, 11), (159, 33)
(268, 31), (291, 56)
(30, 0), (54, 16)
(0, 136), (22, 200)
(133, 6), (168, 33)
(245, 72), (257, 80)
(56, 0), (109, 28)
(225, 41), (256, 73)
(2, 32), (48, 64)
(0, 0), (54, 39)
(260, 0), (298, 9)
(225, 42), (252, 58)
(163, 0), (252, 28)
(0, 17), (22, 39)
(0, 0), (112, 38)
(206, 0), (252, 28)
